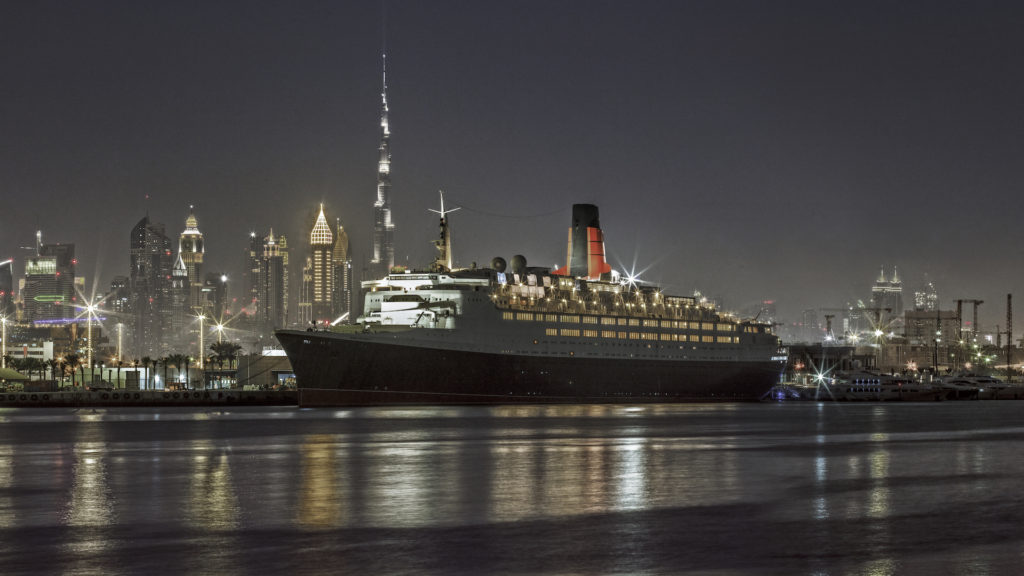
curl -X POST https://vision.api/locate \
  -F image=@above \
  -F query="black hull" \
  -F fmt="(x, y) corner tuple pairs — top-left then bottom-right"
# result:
(277, 330), (782, 407)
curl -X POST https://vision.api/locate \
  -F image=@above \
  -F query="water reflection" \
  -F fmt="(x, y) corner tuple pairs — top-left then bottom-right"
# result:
(0, 445), (12, 529)
(296, 434), (342, 529)
(867, 436), (890, 519)
(186, 439), (239, 530)
(287, 406), (750, 530)
(6, 404), (1024, 575)
(61, 418), (119, 576)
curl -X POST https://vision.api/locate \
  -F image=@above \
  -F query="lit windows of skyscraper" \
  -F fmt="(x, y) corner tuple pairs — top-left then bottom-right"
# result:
(22, 233), (76, 324)
(309, 205), (335, 324)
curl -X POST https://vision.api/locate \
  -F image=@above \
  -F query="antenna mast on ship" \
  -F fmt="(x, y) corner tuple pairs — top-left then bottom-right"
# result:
(429, 190), (460, 272)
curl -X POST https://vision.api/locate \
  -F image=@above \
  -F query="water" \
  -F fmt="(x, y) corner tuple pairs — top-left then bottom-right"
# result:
(2, 402), (1024, 575)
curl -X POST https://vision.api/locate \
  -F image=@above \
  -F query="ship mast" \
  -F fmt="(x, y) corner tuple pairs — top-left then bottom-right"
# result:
(429, 190), (460, 272)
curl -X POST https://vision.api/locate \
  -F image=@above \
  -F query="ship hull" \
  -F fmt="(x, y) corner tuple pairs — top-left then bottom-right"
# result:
(277, 329), (782, 407)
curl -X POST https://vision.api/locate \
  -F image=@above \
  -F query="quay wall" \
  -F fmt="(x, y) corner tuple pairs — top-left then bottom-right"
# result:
(0, 389), (296, 408)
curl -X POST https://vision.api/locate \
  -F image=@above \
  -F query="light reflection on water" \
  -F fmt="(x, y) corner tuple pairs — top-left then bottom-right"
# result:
(0, 404), (1023, 574)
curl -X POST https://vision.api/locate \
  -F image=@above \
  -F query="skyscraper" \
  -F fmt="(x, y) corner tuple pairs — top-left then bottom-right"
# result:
(310, 205), (335, 324)
(258, 230), (289, 331)
(130, 216), (173, 358)
(0, 259), (15, 318)
(170, 252), (190, 349)
(178, 206), (205, 310)
(244, 232), (261, 318)
(108, 276), (130, 315)
(871, 266), (904, 325)
(332, 219), (352, 323)
(914, 280), (939, 312)
(298, 255), (313, 326)
(370, 53), (394, 279)
(22, 234), (76, 324)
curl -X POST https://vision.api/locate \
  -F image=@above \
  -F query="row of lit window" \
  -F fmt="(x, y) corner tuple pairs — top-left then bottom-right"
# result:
(505, 311), (735, 332)
(542, 327), (737, 343)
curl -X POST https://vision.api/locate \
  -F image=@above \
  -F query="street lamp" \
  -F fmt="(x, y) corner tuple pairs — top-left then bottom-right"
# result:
(1, 315), (6, 369)
(197, 312), (206, 369)
(86, 303), (97, 370)
(215, 323), (224, 344)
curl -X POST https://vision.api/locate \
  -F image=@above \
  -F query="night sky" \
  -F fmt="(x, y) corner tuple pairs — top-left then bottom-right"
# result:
(4, 1), (1024, 328)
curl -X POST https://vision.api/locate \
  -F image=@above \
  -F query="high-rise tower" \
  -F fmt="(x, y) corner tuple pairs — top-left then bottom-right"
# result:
(0, 259), (14, 318)
(258, 230), (289, 331)
(310, 205), (335, 324)
(22, 234), (77, 324)
(178, 206), (205, 310)
(170, 252), (190, 348)
(130, 216), (173, 357)
(370, 53), (394, 278)
(332, 219), (352, 323)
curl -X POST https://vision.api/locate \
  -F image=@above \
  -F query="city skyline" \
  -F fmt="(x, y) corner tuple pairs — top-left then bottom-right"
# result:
(4, 2), (1024, 327)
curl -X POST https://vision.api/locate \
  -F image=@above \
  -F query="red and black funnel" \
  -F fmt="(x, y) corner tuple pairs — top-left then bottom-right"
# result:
(553, 204), (612, 280)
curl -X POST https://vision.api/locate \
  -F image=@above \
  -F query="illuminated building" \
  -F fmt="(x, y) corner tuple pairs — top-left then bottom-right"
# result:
(22, 234), (76, 324)
(309, 205), (335, 324)
(130, 216), (173, 358)
(871, 266), (904, 316)
(170, 252), (190, 349)
(108, 276), (130, 315)
(259, 231), (289, 331)
(369, 53), (394, 279)
(178, 206), (205, 311)
(332, 219), (352, 323)
(298, 255), (312, 326)
(913, 280), (939, 312)
(0, 259), (14, 318)
(244, 232), (262, 319)
(244, 230), (289, 334)
(22, 255), (58, 323)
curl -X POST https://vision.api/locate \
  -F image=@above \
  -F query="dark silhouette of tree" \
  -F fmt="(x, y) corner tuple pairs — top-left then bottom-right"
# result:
(141, 356), (153, 390)
(63, 353), (81, 388)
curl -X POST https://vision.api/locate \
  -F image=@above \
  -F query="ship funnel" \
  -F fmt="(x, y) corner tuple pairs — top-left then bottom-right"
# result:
(553, 204), (612, 280)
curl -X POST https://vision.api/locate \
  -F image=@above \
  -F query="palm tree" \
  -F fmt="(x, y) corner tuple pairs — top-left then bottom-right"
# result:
(209, 342), (243, 388)
(141, 356), (153, 389)
(29, 358), (45, 380)
(46, 359), (59, 383)
(228, 344), (242, 370)
(166, 353), (187, 389)
(63, 353), (81, 388)
(162, 352), (177, 387)
(9, 358), (25, 378)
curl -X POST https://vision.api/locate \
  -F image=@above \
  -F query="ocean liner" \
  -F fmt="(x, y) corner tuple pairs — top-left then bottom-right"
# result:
(276, 203), (786, 406)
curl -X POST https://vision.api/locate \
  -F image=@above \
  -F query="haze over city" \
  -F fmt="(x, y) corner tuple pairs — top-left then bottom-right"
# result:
(4, 0), (1024, 326)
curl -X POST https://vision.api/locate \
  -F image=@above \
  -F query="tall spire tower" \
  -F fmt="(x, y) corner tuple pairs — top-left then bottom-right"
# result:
(370, 52), (394, 277)
(310, 204), (336, 324)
